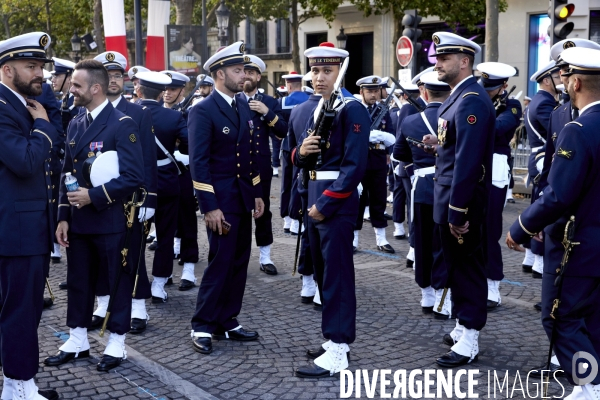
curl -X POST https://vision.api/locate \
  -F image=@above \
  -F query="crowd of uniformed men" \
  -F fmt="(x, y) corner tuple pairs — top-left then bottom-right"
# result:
(0, 26), (599, 399)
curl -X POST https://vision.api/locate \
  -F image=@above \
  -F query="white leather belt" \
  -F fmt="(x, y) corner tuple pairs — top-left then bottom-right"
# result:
(413, 166), (435, 177)
(309, 171), (340, 180)
(531, 146), (543, 153)
(157, 158), (171, 167)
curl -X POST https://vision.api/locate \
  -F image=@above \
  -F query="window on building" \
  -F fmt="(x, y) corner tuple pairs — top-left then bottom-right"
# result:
(527, 14), (551, 95)
(590, 10), (600, 44)
(249, 21), (268, 54)
(277, 18), (291, 53)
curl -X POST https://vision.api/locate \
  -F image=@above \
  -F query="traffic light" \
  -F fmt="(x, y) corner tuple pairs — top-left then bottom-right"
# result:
(548, 0), (575, 44)
(402, 9), (422, 52)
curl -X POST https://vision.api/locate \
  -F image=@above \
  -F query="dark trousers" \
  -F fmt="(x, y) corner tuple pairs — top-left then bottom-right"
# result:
(542, 270), (600, 385)
(279, 153), (293, 218)
(254, 161), (274, 247)
(392, 173), (406, 224)
(402, 177), (412, 233)
(191, 212), (251, 333)
(356, 166), (388, 230)
(271, 135), (282, 168)
(51, 172), (60, 245)
(177, 170), (199, 263)
(152, 195), (179, 277)
(485, 185), (508, 281)
(413, 203), (435, 289)
(431, 223), (447, 290)
(308, 214), (356, 344)
(0, 255), (46, 380)
(66, 232), (132, 335)
(436, 223), (487, 331)
(297, 209), (314, 276)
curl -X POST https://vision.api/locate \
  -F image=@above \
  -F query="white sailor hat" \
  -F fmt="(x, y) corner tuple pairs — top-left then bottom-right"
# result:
(401, 82), (420, 94)
(160, 70), (190, 87)
(282, 71), (303, 81)
(560, 47), (600, 76)
(135, 71), (172, 90)
(128, 65), (149, 80)
(196, 74), (214, 86)
(420, 71), (451, 91)
(51, 57), (76, 75)
(43, 69), (52, 80)
(304, 42), (348, 67)
(411, 66), (436, 86)
(303, 72), (313, 81)
(356, 75), (383, 89)
(529, 60), (560, 82)
(83, 151), (120, 187)
(203, 41), (249, 73)
(0, 32), (52, 66)
(303, 86), (314, 94)
(551, 39), (600, 64)
(244, 55), (266, 73)
(432, 32), (481, 56)
(477, 62), (516, 90)
(524, 96), (532, 101)
(381, 77), (390, 87)
(276, 86), (288, 94)
(94, 51), (127, 71)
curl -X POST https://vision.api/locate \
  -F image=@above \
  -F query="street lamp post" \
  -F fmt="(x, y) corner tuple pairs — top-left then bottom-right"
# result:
(71, 30), (82, 62)
(336, 26), (348, 50)
(216, 1), (231, 47)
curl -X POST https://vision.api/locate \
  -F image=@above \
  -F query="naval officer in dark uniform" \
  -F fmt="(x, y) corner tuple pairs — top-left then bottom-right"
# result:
(188, 42), (264, 355)
(393, 71), (450, 317)
(90, 51), (157, 335)
(44, 59), (144, 372)
(506, 46), (600, 399)
(239, 55), (288, 275)
(293, 42), (370, 378)
(424, 32), (495, 368)
(0, 31), (60, 400)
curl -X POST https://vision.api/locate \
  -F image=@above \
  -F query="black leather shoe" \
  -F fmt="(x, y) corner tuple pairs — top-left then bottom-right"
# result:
(212, 327), (259, 341)
(148, 241), (157, 251)
(422, 306), (434, 314)
(43, 297), (54, 309)
(313, 302), (323, 311)
(301, 296), (314, 304)
(433, 311), (451, 320)
(295, 363), (337, 378)
(377, 244), (395, 253)
(39, 389), (59, 400)
(363, 217), (371, 222)
(528, 363), (564, 378)
(487, 300), (501, 311)
(51, 256), (61, 264)
(165, 277), (173, 286)
(44, 349), (90, 366)
(152, 295), (167, 304)
(306, 347), (351, 361)
(442, 334), (456, 347)
(130, 318), (147, 334)
(58, 281), (67, 290)
(284, 228), (290, 233)
(534, 302), (542, 311)
(260, 263), (278, 275)
(179, 279), (196, 291)
(394, 234), (406, 240)
(383, 212), (393, 220)
(291, 231), (298, 236)
(436, 351), (478, 368)
(146, 234), (155, 243)
(523, 264), (533, 273)
(507, 198), (515, 204)
(532, 270), (542, 279)
(406, 259), (414, 269)
(353, 246), (358, 253)
(192, 337), (213, 354)
(97, 354), (122, 372)
(178, 258), (184, 266)
(90, 315), (104, 329)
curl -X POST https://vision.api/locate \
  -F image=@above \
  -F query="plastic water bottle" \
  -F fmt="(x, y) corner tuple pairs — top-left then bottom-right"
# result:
(64, 172), (79, 192)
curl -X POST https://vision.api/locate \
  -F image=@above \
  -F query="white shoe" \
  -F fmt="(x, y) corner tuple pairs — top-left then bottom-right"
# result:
(582, 383), (600, 399)
(151, 277), (168, 300)
(59, 327), (90, 355)
(374, 227), (389, 246)
(421, 286), (436, 308)
(173, 237), (181, 256)
(314, 342), (350, 375)
(131, 298), (148, 320)
(449, 320), (464, 343)
(386, 194), (393, 203)
(353, 230), (359, 248)
(451, 328), (479, 362)
(313, 283), (322, 305)
(259, 245), (273, 265)
(532, 254), (544, 274)
(523, 248), (534, 266)
(487, 279), (501, 304)
(283, 216), (292, 230)
(393, 222), (405, 237)
(104, 332), (127, 359)
(272, 166), (279, 176)
(363, 206), (370, 221)
(301, 275), (317, 297)
(434, 288), (452, 318)
(564, 386), (585, 400)
(181, 263), (197, 283)
(290, 219), (299, 235)
(2, 375), (12, 400)
(93, 295), (109, 318)
(51, 243), (61, 259)
(11, 378), (48, 400)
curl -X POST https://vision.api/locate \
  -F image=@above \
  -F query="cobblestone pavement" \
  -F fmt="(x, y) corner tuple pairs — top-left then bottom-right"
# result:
(18, 178), (574, 400)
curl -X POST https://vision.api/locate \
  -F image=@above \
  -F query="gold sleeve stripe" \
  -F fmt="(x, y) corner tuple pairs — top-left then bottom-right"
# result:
(253, 176), (261, 186)
(148, 192), (157, 196)
(58, 204), (69, 208)
(102, 184), (113, 203)
(449, 204), (468, 214)
(33, 129), (52, 146)
(518, 215), (536, 236)
(119, 116), (132, 121)
(0, 99), (6, 105)
(462, 92), (479, 98)
(193, 181), (215, 193)
(566, 121), (583, 127)
(535, 152), (545, 160)
(267, 115), (279, 127)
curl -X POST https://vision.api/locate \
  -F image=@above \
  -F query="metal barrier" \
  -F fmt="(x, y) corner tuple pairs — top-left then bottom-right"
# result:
(512, 123), (530, 170)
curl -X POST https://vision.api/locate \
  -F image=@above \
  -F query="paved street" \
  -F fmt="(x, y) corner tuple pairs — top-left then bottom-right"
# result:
(20, 178), (573, 400)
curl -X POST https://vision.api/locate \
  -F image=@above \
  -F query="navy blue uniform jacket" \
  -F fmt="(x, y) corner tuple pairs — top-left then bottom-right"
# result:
(494, 98), (522, 157)
(238, 93), (288, 159)
(525, 90), (556, 149)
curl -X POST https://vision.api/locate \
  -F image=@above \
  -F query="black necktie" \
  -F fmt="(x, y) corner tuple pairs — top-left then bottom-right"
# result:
(572, 108), (579, 120)
(367, 105), (374, 115)
(231, 99), (238, 114)
(86, 113), (93, 129)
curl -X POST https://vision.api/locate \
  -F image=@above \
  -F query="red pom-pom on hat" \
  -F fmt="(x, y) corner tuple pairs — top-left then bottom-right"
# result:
(319, 42), (336, 48)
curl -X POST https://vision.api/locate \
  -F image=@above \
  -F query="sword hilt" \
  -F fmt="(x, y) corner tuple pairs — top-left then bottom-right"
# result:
(132, 274), (139, 297)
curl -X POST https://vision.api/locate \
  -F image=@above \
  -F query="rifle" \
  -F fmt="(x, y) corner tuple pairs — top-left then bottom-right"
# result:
(494, 85), (517, 110)
(301, 57), (350, 187)
(389, 77), (425, 113)
(370, 81), (397, 130)
(176, 74), (207, 112)
(100, 188), (147, 337)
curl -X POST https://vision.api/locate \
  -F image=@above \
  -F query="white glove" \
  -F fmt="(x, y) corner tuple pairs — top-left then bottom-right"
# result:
(536, 157), (544, 173)
(138, 207), (155, 222)
(368, 130), (382, 143)
(369, 129), (396, 147)
(394, 164), (400, 176)
(174, 150), (190, 166)
(357, 182), (363, 197)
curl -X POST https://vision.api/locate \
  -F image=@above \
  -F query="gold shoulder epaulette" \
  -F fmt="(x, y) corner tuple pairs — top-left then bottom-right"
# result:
(142, 106), (147, 110)
(462, 92), (479, 98)
(566, 121), (583, 127)
(0, 99), (6, 105)
(119, 115), (132, 121)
